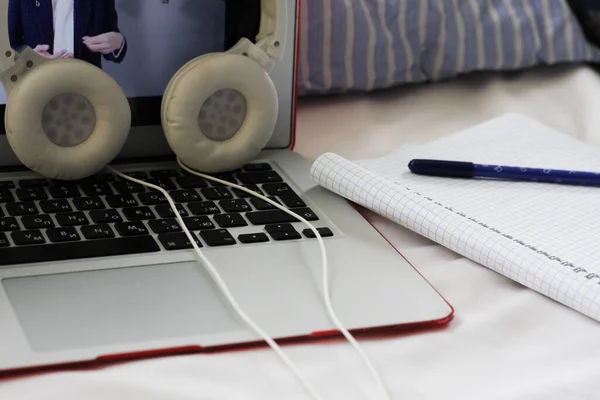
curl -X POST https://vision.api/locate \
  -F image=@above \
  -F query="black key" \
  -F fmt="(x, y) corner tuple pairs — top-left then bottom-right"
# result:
(73, 197), (105, 211)
(199, 229), (236, 247)
(81, 224), (115, 240)
(150, 169), (180, 178)
(18, 179), (49, 188)
(0, 236), (160, 266)
(0, 181), (15, 190)
(148, 219), (181, 234)
(56, 212), (89, 226)
(81, 182), (113, 196)
(303, 227), (334, 238)
(269, 230), (302, 241)
(155, 204), (188, 218)
(175, 176), (208, 189)
(246, 208), (318, 225)
(0, 190), (14, 203)
(146, 178), (176, 191)
(279, 193), (306, 208)
(232, 184), (263, 198)
(265, 223), (295, 233)
(0, 233), (9, 247)
(169, 189), (202, 203)
(243, 163), (272, 171)
(105, 194), (138, 208)
(188, 201), (220, 215)
(238, 233), (270, 244)
(207, 173), (237, 186)
(113, 181), (146, 194)
(89, 209), (123, 223)
(250, 197), (280, 211)
(120, 171), (148, 180)
(115, 221), (149, 236)
(182, 216), (215, 230)
(122, 207), (155, 221)
(22, 215), (54, 229)
(158, 232), (202, 251)
(201, 187), (233, 201)
(6, 202), (38, 216)
(40, 199), (72, 213)
(16, 187), (48, 201)
(262, 183), (293, 196)
(84, 173), (115, 182)
(237, 171), (283, 184)
(47, 227), (81, 243)
(214, 214), (247, 228)
(12, 230), (45, 246)
(0, 217), (20, 232)
(138, 192), (168, 205)
(220, 199), (251, 213)
(49, 183), (81, 199)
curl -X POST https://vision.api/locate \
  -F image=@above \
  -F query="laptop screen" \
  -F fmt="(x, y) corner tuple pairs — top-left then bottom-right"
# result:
(0, 0), (296, 167)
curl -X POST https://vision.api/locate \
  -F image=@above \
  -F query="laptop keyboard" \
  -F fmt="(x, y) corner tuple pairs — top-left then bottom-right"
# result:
(0, 162), (334, 267)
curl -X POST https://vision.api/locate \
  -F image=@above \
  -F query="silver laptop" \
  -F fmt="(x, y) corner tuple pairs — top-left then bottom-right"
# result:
(0, 0), (453, 373)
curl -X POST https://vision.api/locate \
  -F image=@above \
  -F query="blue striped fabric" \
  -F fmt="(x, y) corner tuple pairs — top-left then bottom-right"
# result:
(298, 0), (600, 95)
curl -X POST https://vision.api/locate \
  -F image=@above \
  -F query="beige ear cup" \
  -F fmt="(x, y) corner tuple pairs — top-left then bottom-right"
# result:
(5, 58), (131, 181)
(161, 53), (278, 173)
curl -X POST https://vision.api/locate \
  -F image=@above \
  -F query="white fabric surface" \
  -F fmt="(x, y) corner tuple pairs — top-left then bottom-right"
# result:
(3, 64), (600, 399)
(52, 0), (74, 55)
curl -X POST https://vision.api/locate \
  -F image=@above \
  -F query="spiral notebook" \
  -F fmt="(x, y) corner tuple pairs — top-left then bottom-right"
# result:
(310, 113), (600, 322)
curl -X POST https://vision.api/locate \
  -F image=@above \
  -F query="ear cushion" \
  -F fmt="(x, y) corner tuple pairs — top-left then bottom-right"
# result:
(162, 53), (278, 173)
(5, 58), (131, 181)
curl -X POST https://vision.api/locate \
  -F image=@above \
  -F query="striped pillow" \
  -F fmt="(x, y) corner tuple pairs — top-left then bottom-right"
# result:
(298, 0), (600, 95)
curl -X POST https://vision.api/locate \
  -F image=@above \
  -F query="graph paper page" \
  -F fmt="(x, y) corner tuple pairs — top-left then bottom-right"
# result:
(310, 114), (600, 321)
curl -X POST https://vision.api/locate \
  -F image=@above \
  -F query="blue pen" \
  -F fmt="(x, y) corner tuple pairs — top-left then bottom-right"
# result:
(408, 159), (600, 186)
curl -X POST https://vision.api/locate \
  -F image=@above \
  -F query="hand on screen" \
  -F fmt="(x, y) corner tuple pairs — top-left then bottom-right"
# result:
(82, 32), (124, 54)
(34, 45), (73, 59)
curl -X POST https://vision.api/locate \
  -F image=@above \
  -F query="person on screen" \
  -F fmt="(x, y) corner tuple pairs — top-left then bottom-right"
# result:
(8, 0), (127, 68)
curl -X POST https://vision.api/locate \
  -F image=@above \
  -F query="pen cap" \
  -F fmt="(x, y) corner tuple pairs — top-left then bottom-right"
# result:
(408, 159), (475, 178)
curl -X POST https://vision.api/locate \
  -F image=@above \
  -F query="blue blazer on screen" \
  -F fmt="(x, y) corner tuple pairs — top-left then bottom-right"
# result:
(8, 0), (127, 69)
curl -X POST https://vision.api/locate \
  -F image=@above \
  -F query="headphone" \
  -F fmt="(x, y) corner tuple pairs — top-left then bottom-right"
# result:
(0, 0), (286, 181)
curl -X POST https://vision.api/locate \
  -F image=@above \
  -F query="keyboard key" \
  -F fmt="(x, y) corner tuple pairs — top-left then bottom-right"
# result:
(278, 193), (306, 208)
(175, 176), (208, 189)
(214, 213), (247, 228)
(40, 199), (72, 213)
(49, 184), (81, 198)
(158, 232), (202, 250)
(120, 171), (148, 180)
(232, 184), (263, 198)
(237, 171), (283, 184)
(0, 190), (14, 203)
(81, 224), (115, 240)
(269, 230), (301, 241)
(220, 199), (251, 213)
(199, 229), (236, 246)
(188, 201), (220, 215)
(115, 221), (149, 236)
(12, 230), (46, 246)
(56, 212), (89, 226)
(238, 233), (270, 244)
(122, 206), (155, 221)
(146, 178), (176, 191)
(81, 182), (113, 196)
(303, 227), (334, 238)
(169, 189), (201, 203)
(22, 215), (54, 229)
(148, 219), (181, 234)
(105, 194), (138, 208)
(155, 204), (188, 218)
(264, 223), (295, 233)
(0, 236), (160, 266)
(74, 197), (106, 211)
(89, 209), (123, 224)
(182, 216), (215, 230)
(243, 163), (272, 171)
(201, 187), (233, 200)
(113, 181), (146, 194)
(150, 169), (180, 178)
(6, 202), (38, 216)
(207, 173), (237, 186)
(18, 179), (48, 188)
(0, 181), (15, 190)
(16, 187), (48, 201)
(138, 192), (168, 205)
(47, 227), (81, 243)
(84, 173), (115, 182)
(250, 197), (280, 211)
(0, 217), (20, 231)
(246, 208), (318, 225)
(0, 233), (8, 247)
(262, 183), (293, 196)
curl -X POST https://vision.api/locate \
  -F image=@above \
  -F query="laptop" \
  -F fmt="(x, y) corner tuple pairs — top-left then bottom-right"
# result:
(0, 0), (453, 374)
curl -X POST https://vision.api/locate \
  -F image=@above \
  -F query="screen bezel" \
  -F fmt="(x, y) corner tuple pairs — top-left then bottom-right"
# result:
(0, 0), (298, 170)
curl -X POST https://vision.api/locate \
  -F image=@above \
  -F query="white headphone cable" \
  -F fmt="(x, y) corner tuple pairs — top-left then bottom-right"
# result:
(106, 160), (391, 400)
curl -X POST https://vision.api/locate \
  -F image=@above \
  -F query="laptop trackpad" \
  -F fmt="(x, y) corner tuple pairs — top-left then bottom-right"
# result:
(2, 262), (243, 352)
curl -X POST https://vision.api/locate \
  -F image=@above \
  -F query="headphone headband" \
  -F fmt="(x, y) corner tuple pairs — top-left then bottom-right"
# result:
(0, 0), (15, 74)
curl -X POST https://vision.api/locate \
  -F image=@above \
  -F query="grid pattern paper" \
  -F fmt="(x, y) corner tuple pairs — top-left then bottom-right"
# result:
(309, 114), (600, 322)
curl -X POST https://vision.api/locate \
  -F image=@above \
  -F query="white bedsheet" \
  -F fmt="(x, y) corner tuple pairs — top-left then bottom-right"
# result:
(3, 64), (600, 399)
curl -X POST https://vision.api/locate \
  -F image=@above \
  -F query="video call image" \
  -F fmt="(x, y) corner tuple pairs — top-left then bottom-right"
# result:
(2, 0), (226, 103)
